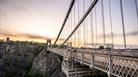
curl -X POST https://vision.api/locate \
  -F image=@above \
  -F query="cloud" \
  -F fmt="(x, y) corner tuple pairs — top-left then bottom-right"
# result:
(125, 31), (138, 36)
(19, 33), (47, 40)
(0, 27), (66, 42)
(98, 31), (138, 38)
(0, 27), (47, 40)
(114, 31), (138, 37)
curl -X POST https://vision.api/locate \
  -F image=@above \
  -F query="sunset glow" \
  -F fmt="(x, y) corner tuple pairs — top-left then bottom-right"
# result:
(0, 0), (138, 47)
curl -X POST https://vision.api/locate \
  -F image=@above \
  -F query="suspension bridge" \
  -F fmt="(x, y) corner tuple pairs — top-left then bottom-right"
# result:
(47, 0), (138, 77)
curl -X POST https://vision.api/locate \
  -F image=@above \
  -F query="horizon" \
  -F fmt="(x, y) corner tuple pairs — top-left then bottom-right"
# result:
(0, 0), (138, 47)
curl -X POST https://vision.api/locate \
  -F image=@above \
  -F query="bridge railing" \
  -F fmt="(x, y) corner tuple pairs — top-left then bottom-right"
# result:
(61, 48), (138, 77)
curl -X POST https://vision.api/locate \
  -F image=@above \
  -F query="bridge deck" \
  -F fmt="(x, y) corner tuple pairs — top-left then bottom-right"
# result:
(47, 48), (138, 77)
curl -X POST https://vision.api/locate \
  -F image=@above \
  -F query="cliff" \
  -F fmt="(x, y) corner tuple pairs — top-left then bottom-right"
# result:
(0, 41), (65, 77)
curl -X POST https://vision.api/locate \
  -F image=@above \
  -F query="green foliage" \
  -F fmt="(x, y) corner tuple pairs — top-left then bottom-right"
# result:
(34, 43), (45, 56)
(58, 55), (63, 62)
(0, 39), (4, 44)
(0, 41), (47, 77)
(26, 71), (46, 77)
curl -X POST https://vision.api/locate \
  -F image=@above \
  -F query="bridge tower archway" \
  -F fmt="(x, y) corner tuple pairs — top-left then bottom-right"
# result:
(47, 39), (52, 48)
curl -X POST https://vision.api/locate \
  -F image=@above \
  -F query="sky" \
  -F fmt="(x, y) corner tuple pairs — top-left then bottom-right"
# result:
(0, 0), (70, 42)
(0, 0), (138, 48)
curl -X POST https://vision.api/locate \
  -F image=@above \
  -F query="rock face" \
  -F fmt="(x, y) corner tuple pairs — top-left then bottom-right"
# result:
(0, 41), (66, 77)
(30, 50), (66, 77)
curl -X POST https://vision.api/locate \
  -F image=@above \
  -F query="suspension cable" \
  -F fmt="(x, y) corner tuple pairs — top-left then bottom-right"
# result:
(83, 0), (86, 47)
(67, 18), (69, 45)
(59, 0), (99, 47)
(85, 1), (89, 47)
(120, 0), (126, 49)
(70, 10), (73, 46)
(109, 0), (114, 47)
(91, 0), (94, 47)
(74, 2), (76, 47)
(68, 16), (71, 45)
(68, 11), (71, 46)
(135, 0), (138, 20)
(65, 17), (68, 43)
(77, 0), (80, 47)
(101, 0), (106, 45)
(135, 0), (138, 43)
(54, 0), (75, 45)
(0, 4), (1, 34)
(95, 7), (98, 46)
